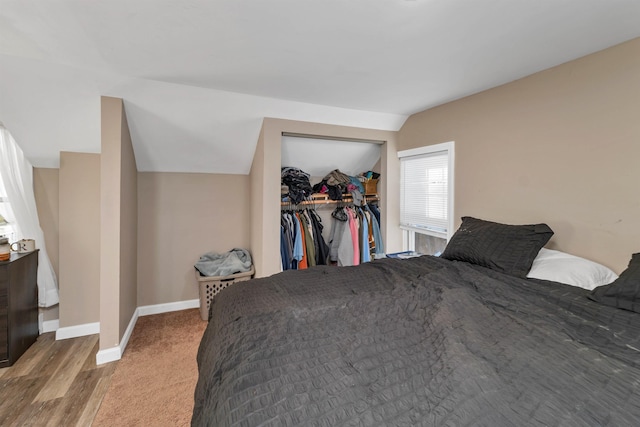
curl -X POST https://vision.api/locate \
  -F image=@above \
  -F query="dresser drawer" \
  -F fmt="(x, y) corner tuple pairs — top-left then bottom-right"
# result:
(0, 314), (7, 361)
(0, 270), (7, 293)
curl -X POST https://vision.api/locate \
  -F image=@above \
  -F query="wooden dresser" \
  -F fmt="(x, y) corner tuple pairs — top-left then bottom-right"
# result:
(0, 250), (39, 368)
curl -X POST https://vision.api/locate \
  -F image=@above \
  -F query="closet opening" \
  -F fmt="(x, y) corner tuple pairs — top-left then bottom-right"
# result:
(280, 134), (384, 269)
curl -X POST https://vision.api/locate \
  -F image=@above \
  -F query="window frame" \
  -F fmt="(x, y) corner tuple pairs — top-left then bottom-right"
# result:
(398, 141), (455, 252)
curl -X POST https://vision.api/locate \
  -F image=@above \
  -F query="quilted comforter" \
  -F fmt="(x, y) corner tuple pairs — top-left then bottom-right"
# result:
(192, 256), (640, 426)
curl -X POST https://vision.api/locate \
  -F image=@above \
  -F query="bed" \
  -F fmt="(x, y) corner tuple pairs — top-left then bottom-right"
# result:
(192, 217), (640, 426)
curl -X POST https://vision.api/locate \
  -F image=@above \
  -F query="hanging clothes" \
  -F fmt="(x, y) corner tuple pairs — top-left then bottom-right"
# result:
(337, 210), (356, 267)
(280, 225), (290, 271)
(299, 211), (316, 267)
(281, 207), (331, 270)
(294, 212), (308, 269)
(367, 206), (385, 257)
(368, 203), (381, 227)
(359, 208), (371, 263)
(326, 203), (385, 265)
(346, 207), (360, 266)
(364, 209), (375, 255)
(308, 209), (330, 265)
(280, 212), (299, 270)
(329, 207), (348, 265)
(280, 192), (383, 269)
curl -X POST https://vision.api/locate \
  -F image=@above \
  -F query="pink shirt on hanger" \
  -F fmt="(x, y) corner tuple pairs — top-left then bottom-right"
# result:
(346, 207), (360, 265)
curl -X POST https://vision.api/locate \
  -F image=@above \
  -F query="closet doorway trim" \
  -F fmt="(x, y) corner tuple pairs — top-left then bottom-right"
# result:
(281, 132), (385, 145)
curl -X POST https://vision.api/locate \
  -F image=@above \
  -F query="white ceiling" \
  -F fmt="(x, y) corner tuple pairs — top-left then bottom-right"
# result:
(1, 0), (639, 174)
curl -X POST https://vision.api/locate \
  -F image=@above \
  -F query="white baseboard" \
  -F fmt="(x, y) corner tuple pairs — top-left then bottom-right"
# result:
(117, 305), (139, 359)
(95, 346), (121, 365)
(38, 312), (60, 334)
(56, 322), (100, 340)
(137, 299), (199, 317)
(42, 319), (59, 333)
(95, 306), (139, 365)
(95, 299), (199, 365)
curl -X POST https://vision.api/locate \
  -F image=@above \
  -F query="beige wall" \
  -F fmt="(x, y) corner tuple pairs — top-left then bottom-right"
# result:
(251, 118), (401, 277)
(249, 124), (271, 277)
(33, 167), (60, 322)
(34, 169), (250, 322)
(100, 96), (138, 350)
(118, 106), (138, 339)
(137, 172), (251, 305)
(58, 152), (101, 327)
(398, 37), (640, 273)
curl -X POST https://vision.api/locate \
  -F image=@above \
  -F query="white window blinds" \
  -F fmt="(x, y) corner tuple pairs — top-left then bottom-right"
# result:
(399, 149), (449, 237)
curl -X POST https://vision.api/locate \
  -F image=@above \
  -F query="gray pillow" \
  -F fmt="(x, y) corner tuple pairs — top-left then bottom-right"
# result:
(441, 216), (554, 278)
(588, 253), (640, 313)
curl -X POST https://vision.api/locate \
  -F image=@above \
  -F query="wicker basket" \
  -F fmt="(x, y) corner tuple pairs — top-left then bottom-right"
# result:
(196, 266), (255, 321)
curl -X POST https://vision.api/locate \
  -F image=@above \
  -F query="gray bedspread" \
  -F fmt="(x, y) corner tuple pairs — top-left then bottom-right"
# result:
(192, 256), (640, 426)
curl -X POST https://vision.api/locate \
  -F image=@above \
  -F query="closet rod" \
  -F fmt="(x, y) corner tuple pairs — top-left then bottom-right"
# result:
(281, 193), (379, 207)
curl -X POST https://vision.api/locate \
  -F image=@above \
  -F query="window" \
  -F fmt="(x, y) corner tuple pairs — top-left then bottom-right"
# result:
(0, 201), (17, 242)
(398, 141), (454, 254)
(0, 173), (17, 242)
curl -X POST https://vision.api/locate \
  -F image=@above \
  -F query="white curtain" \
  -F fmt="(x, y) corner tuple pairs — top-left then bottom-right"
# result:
(0, 124), (59, 307)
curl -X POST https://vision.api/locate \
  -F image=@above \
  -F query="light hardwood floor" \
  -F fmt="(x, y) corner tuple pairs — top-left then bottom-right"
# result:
(0, 332), (115, 426)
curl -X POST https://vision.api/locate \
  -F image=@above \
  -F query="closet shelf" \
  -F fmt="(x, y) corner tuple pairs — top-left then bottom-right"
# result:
(281, 193), (379, 206)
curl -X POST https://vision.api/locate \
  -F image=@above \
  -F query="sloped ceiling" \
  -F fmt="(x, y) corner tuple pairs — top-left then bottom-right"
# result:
(1, 0), (639, 174)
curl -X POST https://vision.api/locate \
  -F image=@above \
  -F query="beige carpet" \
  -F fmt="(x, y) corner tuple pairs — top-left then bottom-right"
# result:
(93, 309), (207, 426)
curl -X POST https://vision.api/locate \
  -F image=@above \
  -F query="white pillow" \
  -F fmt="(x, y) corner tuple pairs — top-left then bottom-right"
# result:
(526, 248), (618, 290)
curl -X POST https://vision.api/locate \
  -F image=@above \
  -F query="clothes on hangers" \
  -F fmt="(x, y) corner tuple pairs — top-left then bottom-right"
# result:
(308, 209), (330, 265)
(295, 212), (308, 269)
(329, 207), (348, 265)
(365, 204), (385, 257)
(359, 207), (371, 263)
(346, 207), (360, 266)
(279, 195), (384, 270)
(326, 204), (384, 266)
(280, 207), (330, 271)
(280, 225), (291, 271)
(368, 202), (381, 227)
